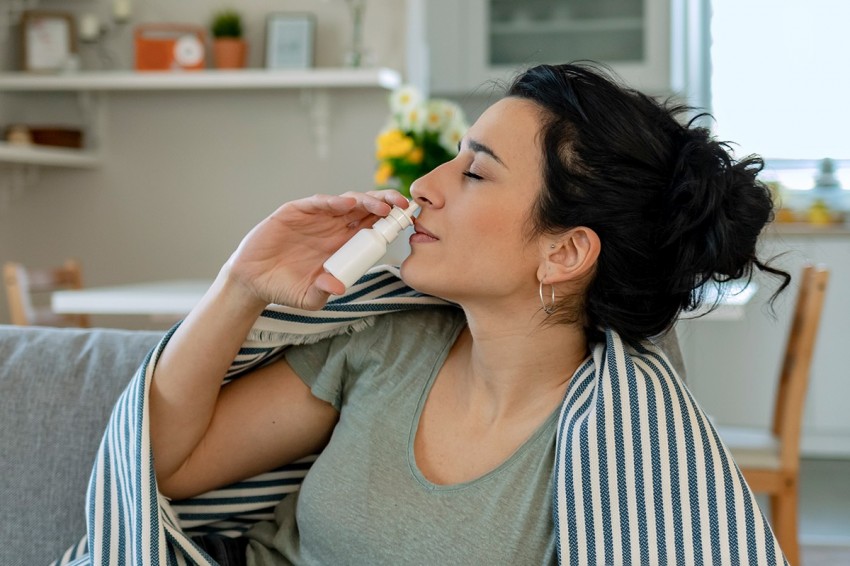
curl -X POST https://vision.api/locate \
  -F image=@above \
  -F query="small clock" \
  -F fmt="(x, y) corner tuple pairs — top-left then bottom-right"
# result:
(173, 35), (205, 68)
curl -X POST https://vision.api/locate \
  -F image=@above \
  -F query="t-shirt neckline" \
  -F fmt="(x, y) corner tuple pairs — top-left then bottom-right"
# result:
(406, 319), (561, 492)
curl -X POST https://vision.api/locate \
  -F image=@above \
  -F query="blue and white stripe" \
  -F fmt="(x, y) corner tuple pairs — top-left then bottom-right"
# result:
(554, 331), (788, 565)
(57, 266), (787, 565)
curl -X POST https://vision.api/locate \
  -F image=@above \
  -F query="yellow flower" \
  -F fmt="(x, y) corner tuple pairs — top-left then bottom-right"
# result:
(376, 128), (404, 148)
(374, 162), (394, 185)
(375, 129), (415, 159)
(407, 147), (424, 165)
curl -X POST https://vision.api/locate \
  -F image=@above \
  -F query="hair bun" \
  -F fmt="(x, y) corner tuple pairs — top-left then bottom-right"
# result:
(660, 123), (773, 304)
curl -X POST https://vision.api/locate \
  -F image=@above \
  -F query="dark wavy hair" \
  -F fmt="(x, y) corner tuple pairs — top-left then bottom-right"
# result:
(508, 62), (790, 344)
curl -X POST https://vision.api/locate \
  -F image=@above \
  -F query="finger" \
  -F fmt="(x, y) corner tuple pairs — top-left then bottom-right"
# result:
(356, 189), (411, 210)
(339, 191), (394, 218)
(291, 194), (358, 216)
(364, 189), (411, 209)
(340, 189), (416, 229)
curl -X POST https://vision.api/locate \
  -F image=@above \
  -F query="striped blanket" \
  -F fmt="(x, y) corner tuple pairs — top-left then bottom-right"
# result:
(59, 266), (787, 565)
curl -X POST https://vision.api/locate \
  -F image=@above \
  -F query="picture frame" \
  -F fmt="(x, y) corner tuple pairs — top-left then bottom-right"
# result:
(265, 13), (315, 70)
(20, 11), (77, 73)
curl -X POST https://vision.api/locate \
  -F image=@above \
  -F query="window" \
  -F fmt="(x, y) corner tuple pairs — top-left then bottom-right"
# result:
(709, 0), (850, 190)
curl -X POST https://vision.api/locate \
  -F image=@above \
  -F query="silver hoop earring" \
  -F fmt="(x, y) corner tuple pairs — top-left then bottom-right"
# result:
(539, 281), (556, 315)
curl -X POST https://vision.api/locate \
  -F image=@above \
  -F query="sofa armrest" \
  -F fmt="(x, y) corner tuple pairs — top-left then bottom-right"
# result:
(0, 325), (163, 566)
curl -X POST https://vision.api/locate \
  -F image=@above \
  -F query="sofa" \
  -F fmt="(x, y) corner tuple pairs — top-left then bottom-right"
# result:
(0, 323), (686, 566)
(0, 325), (163, 566)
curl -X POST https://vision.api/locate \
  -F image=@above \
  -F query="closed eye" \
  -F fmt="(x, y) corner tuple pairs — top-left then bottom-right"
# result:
(463, 171), (483, 181)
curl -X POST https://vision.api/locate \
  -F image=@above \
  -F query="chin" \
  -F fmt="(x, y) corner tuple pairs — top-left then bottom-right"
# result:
(399, 257), (441, 297)
(399, 257), (421, 289)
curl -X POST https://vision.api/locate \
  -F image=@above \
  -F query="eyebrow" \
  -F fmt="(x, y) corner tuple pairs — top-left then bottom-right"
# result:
(458, 137), (507, 169)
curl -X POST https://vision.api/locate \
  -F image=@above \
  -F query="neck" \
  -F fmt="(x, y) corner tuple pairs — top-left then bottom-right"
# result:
(451, 304), (588, 423)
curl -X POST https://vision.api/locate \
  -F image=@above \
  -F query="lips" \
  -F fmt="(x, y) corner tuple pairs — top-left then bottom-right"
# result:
(412, 219), (439, 241)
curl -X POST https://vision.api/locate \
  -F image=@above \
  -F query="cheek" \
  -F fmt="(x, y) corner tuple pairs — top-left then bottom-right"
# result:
(464, 205), (530, 251)
(465, 202), (511, 232)
(458, 219), (538, 281)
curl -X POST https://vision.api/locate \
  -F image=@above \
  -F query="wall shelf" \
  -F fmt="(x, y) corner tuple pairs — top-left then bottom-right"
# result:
(0, 67), (402, 176)
(0, 142), (100, 168)
(0, 68), (402, 92)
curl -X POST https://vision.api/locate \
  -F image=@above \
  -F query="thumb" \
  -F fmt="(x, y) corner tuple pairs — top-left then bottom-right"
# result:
(304, 272), (345, 308)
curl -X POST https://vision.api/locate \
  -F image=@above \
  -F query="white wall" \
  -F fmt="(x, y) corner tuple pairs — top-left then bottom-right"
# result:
(0, 0), (407, 327)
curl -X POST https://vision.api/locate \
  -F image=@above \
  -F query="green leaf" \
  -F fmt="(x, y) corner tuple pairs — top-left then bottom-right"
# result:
(211, 10), (242, 38)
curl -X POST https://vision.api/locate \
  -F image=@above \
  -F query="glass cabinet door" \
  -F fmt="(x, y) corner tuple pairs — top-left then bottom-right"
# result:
(418, 0), (671, 95)
(488, 0), (645, 68)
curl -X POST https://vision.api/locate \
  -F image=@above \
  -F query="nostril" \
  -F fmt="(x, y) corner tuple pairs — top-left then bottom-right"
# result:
(410, 179), (436, 207)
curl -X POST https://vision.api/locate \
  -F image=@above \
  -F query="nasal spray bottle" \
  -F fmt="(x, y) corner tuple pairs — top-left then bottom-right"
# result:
(323, 200), (420, 290)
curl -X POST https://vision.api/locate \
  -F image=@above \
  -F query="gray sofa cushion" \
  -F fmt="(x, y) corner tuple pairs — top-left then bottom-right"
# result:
(0, 325), (162, 566)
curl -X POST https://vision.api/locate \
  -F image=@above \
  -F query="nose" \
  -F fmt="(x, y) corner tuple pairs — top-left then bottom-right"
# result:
(410, 163), (447, 209)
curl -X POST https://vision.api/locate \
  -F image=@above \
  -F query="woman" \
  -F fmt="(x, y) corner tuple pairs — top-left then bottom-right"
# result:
(148, 63), (788, 565)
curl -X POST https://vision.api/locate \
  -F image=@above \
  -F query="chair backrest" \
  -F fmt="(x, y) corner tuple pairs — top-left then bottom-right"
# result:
(773, 264), (829, 471)
(3, 259), (90, 327)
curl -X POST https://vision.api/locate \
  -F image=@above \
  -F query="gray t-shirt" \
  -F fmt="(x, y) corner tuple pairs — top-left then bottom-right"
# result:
(245, 308), (558, 565)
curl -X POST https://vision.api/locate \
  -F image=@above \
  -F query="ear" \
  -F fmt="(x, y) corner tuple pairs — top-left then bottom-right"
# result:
(537, 227), (601, 284)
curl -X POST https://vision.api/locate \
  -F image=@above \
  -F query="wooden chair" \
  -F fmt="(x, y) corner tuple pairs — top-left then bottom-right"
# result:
(718, 264), (829, 565)
(3, 259), (90, 327)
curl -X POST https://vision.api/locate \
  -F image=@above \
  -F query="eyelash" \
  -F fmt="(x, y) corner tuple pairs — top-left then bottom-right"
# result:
(462, 170), (483, 181)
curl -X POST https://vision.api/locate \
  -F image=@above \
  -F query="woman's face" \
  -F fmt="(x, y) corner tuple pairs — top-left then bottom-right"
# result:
(401, 97), (548, 306)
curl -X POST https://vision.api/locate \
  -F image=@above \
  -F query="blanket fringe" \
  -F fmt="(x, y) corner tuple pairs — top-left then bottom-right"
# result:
(245, 317), (376, 346)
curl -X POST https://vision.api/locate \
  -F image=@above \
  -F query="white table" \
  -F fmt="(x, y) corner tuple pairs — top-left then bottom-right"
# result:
(52, 279), (210, 316)
(52, 278), (758, 320)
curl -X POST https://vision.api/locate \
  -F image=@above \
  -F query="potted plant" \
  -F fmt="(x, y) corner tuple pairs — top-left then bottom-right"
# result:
(211, 9), (247, 69)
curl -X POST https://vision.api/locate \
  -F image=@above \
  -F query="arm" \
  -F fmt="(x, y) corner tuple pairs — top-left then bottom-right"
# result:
(150, 191), (410, 500)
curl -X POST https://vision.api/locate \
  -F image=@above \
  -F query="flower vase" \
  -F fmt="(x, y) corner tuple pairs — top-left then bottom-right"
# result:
(344, 0), (367, 68)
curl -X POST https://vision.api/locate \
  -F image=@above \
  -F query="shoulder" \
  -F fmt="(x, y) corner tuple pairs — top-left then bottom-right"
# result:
(351, 306), (465, 359)
(366, 306), (465, 337)
(285, 305), (464, 369)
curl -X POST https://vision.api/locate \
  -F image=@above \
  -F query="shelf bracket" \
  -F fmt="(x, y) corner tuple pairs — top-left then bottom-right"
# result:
(300, 88), (331, 160)
(0, 164), (39, 213)
(76, 90), (107, 153)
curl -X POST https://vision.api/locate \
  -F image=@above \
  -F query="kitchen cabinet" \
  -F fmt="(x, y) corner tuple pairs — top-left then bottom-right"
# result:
(677, 228), (850, 457)
(412, 0), (671, 95)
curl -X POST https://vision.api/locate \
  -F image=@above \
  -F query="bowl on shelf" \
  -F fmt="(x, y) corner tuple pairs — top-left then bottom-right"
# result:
(4, 125), (84, 149)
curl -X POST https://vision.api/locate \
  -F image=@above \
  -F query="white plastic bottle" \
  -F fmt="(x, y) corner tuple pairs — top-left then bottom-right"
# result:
(323, 200), (420, 289)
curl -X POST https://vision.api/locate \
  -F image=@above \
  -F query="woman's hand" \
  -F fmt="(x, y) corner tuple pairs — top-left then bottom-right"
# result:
(224, 190), (411, 311)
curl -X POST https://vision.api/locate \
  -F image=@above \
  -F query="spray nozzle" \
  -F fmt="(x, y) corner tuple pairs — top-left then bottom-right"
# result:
(403, 200), (420, 219)
(373, 200), (419, 237)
